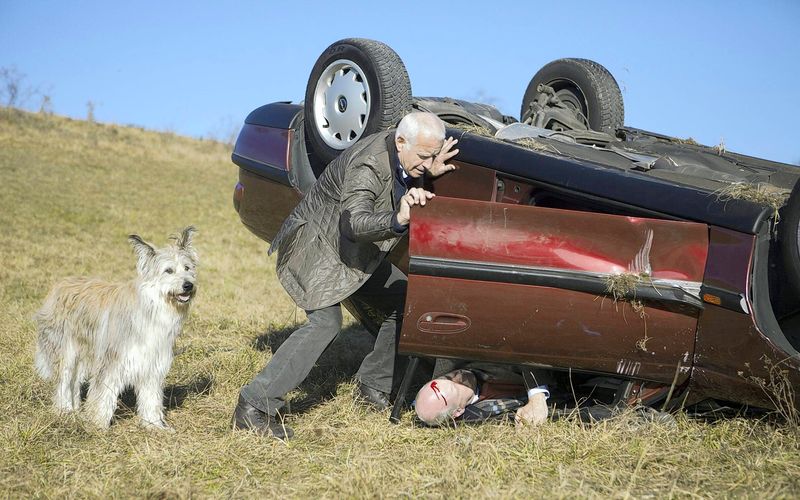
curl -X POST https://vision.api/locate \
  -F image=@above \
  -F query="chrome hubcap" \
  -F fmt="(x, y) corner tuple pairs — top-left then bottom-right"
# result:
(312, 59), (371, 150)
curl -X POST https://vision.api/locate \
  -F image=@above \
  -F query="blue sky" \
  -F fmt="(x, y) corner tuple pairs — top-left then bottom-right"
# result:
(2, 1), (798, 164)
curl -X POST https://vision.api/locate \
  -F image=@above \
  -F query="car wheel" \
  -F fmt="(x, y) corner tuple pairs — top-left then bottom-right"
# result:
(780, 179), (800, 299)
(304, 38), (412, 166)
(520, 58), (624, 134)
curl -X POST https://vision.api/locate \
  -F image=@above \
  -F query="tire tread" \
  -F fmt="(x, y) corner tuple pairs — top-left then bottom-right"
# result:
(305, 38), (412, 165)
(520, 58), (624, 134)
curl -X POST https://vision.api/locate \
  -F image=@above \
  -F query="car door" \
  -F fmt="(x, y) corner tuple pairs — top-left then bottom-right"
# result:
(400, 195), (708, 385)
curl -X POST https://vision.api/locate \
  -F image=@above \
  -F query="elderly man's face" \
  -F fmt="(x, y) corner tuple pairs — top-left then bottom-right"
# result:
(396, 133), (443, 178)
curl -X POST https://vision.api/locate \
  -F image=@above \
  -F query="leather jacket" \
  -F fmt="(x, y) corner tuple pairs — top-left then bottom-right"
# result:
(269, 130), (404, 310)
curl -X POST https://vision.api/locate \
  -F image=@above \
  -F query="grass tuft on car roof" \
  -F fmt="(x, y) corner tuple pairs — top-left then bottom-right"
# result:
(447, 122), (494, 137)
(716, 182), (790, 219)
(514, 137), (552, 152)
(676, 137), (701, 146)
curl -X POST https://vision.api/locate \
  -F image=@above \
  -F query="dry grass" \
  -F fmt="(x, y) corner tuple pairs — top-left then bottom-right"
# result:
(447, 121), (494, 137)
(2, 107), (800, 498)
(716, 182), (790, 216)
(604, 274), (652, 352)
(514, 137), (552, 152)
(676, 137), (701, 146)
(604, 273), (649, 302)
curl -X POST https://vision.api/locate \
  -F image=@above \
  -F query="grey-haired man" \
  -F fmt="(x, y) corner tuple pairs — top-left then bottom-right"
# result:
(233, 112), (459, 439)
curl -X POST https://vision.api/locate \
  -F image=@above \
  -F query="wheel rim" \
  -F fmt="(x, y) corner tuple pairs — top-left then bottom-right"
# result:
(312, 59), (371, 150)
(550, 79), (589, 122)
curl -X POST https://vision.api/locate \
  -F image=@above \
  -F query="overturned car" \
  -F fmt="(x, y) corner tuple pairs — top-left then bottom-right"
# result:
(231, 38), (800, 415)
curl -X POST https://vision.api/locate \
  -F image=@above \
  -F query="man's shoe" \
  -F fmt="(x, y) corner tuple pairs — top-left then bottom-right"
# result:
(356, 382), (390, 411)
(232, 395), (293, 440)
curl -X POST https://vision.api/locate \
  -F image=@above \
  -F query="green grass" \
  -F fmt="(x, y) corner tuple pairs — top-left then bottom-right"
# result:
(2, 107), (800, 498)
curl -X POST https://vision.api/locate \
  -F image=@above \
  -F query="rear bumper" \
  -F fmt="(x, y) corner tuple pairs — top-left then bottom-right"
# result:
(231, 102), (309, 244)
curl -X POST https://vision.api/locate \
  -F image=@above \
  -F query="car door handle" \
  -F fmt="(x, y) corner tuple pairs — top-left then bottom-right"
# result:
(416, 313), (471, 334)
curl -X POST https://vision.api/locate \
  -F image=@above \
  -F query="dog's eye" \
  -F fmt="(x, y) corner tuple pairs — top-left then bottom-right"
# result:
(165, 268), (174, 274)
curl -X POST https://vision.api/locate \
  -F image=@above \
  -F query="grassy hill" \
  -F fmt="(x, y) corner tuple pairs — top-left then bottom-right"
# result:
(1, 107), (799, 497)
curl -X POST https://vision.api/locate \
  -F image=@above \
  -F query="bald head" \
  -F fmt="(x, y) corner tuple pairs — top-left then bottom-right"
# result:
(415, 378), (473, 426)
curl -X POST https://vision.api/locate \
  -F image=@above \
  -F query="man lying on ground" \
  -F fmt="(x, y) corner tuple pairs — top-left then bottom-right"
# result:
(414, 362), (552, 427)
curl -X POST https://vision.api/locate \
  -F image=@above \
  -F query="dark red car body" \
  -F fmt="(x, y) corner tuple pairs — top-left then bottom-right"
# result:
(232, 102), (800, 412)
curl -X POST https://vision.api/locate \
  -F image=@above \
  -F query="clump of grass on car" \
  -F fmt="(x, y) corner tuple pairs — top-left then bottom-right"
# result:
(513, 137), (552, 152)
(716, 182), (789, 218)
(605, 272), (652, 351)
(447, 121), (494, 137)
(605, 272), (652, 302)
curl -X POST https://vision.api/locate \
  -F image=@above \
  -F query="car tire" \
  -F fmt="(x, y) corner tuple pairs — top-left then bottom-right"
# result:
(520, 58), (624, 134)
(779, 179), (800, 300)
(304, 38), (412, 166)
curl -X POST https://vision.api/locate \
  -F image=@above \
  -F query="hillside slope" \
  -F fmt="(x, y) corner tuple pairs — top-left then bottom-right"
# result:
(1, 108), (799, 498)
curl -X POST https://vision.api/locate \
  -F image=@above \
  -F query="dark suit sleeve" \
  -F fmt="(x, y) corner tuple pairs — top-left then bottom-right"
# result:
(339, 161), (397, 243)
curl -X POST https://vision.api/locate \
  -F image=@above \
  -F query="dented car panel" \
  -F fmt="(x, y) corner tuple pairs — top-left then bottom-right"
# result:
(401, 196), (707, 385)
(407, 198), (709, 281)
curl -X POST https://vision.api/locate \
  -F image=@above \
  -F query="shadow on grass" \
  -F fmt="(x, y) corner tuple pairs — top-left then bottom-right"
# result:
(251, 323), (376, 414)
(251, 322), (437, 414)
(114, 375), (214, 419)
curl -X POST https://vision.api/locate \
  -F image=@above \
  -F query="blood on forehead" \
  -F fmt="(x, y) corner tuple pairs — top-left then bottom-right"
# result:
(430, 380), (448, 406)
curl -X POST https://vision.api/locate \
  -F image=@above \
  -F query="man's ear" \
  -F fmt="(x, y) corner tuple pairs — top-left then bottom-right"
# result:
(395, 134), (406, 151)
(452, 407), (466, 418)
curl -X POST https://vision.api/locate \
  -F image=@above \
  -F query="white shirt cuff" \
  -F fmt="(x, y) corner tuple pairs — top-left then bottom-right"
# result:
(527, 386), (549, 400)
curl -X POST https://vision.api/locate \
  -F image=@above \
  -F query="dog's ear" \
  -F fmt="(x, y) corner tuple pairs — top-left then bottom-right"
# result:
(128, 234), (156, 272)
(175, 226), (198, 263)
(175, 226), (196, 250)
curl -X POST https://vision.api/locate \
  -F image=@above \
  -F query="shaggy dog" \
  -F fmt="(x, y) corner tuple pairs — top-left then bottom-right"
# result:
(34, 226), (198, 430)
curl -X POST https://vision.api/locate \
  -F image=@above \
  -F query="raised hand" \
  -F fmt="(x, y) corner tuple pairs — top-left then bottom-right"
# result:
(426, 137), (459, 177)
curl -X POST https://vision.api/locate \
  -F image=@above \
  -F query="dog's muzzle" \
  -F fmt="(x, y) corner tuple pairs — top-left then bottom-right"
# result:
(175, 281), (195, 303)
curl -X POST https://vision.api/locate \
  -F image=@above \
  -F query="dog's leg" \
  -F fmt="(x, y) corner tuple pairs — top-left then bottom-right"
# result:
(53, 342), (79, 413)
(71, 361), (87, 410)
(84, 370), (123, 429)
(136, 376), (171, 431)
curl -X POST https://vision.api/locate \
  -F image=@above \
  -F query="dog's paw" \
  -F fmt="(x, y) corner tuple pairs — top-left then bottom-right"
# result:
(84, 414), (113, 430)
(54, 403), (77, 415)
(141, 419), (175, 433)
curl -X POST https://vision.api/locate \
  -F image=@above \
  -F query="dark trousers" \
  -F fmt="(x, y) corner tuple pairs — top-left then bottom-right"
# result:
(240, 261), (407, 416)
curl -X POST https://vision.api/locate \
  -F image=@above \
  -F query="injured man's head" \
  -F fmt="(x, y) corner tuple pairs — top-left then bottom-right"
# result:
(414, 377), (477, 425)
